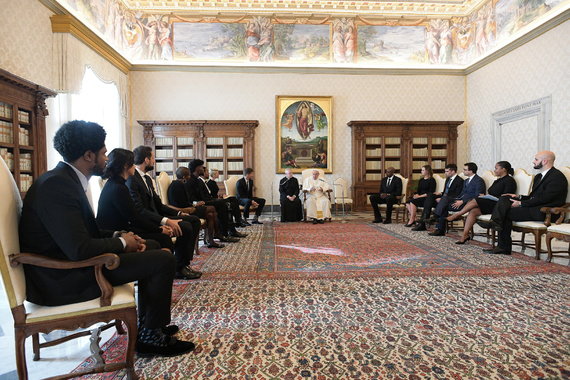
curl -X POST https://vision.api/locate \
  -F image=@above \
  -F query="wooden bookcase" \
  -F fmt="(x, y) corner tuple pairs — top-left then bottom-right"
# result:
(139, 120), (258, 193)
(348, 121), (461, 211)
(0, 68), (56, 197)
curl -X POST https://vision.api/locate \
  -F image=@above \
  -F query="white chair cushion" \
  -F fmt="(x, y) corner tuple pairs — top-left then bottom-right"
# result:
(334, 199), (353, 204)
(25, 283), (135, 322)
(512, 221), (547, 229)
(477, 214), (492, 222)
(547, 224), (570, 234)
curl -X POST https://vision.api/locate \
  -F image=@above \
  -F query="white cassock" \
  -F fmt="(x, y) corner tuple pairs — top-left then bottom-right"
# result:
(303, 176), (331, 220)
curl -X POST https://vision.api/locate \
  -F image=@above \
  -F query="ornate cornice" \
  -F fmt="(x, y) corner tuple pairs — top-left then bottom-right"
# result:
(50, 15), (132, 74)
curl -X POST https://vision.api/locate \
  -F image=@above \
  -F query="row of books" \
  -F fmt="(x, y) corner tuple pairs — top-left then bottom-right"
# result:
(385, 148), (400, 156)
(177, 148), (193, 157)
(227, 148), (243, 157)
(432, 137), (448, 144)
(226, 161), (244, 171)
(385, 137), (401, 144)
(0, 121), (13, 143)
(0, 148), (14, 170)
(206, 148), (224, 157)
(155, 149), (174, 158)
(20, 153), (32, 171)
(386, 161), (401, 169)
(18, 110), (30, 124)
(155, 162), (174, 172)
(431, 160), (447, 169)
(365, 161), (382, 170)
(366, 148), (382, 157)
(206, 137), (224, 145)
(228, 137), (243, 145)
(155, 137), (173, 146)
(431, 149), (448, 156)
(413, 137), (428, 144)
(365, 137), (382, 144)
(365, 173), (382, 181)
(413, 148), (429, 156)
(19, 127), (30, 146)
(20, 174), (33, 192)
(0, 102), (12, 119)
(177, 137), (194, 145)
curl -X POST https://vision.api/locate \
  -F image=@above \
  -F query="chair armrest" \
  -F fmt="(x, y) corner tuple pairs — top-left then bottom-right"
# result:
(540, 206), (569, 226)
(10, 253), (121, 307)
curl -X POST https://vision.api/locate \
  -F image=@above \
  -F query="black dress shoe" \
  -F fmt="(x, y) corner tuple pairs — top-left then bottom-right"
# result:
(175, 267), (202, 280)
(162, 325), (179, 336)
(230, 231), (247, 238)
(207, 241), (225, 248)
(404, 222), (416, 227)
(455, 236), (471, 245)
(252, 219), (263, 224)
(318, 219), (325, 224)
(219, 235), (239, 243)
(136, 338), (196, 357)
(382, 220), (392, 224)
(428, 230), (445, 236)
(482, 247), (495, 253)
(240, 220), (252, 227)
(412, 223), (427, 231)
(372, 219), (383, 223)
(485, 248), (511, 255)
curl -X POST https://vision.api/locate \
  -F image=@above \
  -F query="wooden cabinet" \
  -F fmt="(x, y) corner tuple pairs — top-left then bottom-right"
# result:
(139, 120), (258, 193)
(348, 121), (461, 211)
(0, 68), (56, 197)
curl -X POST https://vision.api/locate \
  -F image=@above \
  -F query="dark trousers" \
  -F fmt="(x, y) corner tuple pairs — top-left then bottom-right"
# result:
(370, 194), (397, 221)
(138, 232), (174, 252)
(225, 196), (243, 223)
(239, 197), (266, 218)
(105, 250), (176, 329)
(433, 196), (464, 232)
(206, 199), (232, 235)
(170, 215), (201, 270)
(492, 196), (545, 252)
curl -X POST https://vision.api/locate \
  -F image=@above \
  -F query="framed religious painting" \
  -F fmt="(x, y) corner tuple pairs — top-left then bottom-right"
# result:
(276, 96), (333, 174)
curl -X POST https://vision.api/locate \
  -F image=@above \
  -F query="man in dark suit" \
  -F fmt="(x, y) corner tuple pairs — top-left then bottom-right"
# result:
(370, 167), (402, 224)
(127, 146), (202, 280)
(413, 163), (464, 231)
(429, 162), (486, 236)
(236, 168), (266, 224)
(186, 159), (246, 241)
(488, 151), (568, 255)
(19, 120), (195, 357)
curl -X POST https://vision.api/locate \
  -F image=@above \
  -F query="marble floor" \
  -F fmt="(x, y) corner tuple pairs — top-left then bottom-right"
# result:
(0, 211), (568, 379)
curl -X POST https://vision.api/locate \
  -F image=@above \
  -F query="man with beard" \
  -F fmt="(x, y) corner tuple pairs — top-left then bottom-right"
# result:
(127, 146), (202, 280)
(487, 151), (567, 255)
(19, 120), (195, 357)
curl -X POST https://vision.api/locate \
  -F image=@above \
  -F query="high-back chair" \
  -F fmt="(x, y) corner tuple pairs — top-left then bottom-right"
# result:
(513, 168), (534, 196)
(333, 177), (352, 216)
(433, 174), (446, 193)
(300, 169), (331, 221)
(544, 167), (570, 262)
(156, 171), (172, 205)
(224, 175), (258, 215)
(0, 157), (138, 380)
(481, 170), (497, 191)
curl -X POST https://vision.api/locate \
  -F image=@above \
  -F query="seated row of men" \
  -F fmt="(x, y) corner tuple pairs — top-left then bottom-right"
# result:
(370, 151), (568, 255)
(18, 121), (265, 358)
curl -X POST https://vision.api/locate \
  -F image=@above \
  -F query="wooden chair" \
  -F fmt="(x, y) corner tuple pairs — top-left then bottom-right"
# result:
(155, 171), (172, 206)
(300, 169), (332, 221)
(332, 177), (352, 216)
(543, 205), (570, 262)
(223, 175), (258, 215)
(0, 157), (138, 380)
(480, 170), (497, 191)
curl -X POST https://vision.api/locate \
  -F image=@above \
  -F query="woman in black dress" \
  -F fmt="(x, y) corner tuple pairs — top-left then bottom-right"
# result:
(404, 165), (436, 227)
(447, 161), (517, 244)
(279, 168), (303, 222)
(97, 148), (174, 251)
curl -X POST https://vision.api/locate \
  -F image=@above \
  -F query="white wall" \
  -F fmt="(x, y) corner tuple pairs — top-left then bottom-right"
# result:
(131, 71), (465, 201)
(466, 20), (570, 172)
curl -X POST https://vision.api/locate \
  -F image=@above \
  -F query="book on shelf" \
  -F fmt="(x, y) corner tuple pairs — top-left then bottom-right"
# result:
(413, 137), (428, 144)
(384, 137), (401, 144)
(412, 148), (429, 156)
(365, 161), (382, 170)
(155, 162), (174, 172)
(432, 137), (448, 144)
(0, 121), (13, 143)
(155, 148), (174, 158)
(19, 153), (32, 171)
(206, 148), (224, 157)
(18, 110), (30, 124)
(431, 149), (447, 157)
(366, 148), (382, 157)
(0, 148), (14, 170)
(366, 173), (382, 181)
(385, 148), (400, 156)
(205, 161), (223, 171)
(206, 137), (224, 145)
(155, 137), (174, 146)
(20, 174), (33, 192)
(227, 161), (244, 171)
(365, 137), (381, 144)
(431, 160), (446, 169)
(227, 137), (243, 145)
(227, 148), (243, 157)
(18, 127), (30, 145)
(177, 148), (193, 157)
(177, 161), (191, 168)
(177, 137), (194, 145)
(0, 102), (12, 119)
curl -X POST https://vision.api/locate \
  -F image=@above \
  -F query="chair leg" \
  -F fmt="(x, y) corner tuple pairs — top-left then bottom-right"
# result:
(521, 232), (527, 249)
(546, 233), (553, 263)
(115, 320), (126, 335)
(123, 311), (139, 380)
(15, 329), (28, 380)
(32, 333), (40, 361)
(534, 230), (542, 260)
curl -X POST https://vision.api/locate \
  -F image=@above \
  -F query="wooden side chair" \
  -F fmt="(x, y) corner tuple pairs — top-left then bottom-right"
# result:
(332, 177), (353, 216)
(223, 175), (258, 215)
(0, 157), (138, 380)
(300, 169), (332, 221)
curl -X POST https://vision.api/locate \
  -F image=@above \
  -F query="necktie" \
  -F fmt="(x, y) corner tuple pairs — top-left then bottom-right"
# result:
(444, 178), (452, 194)
(144, 175), (154, 195)
(465, 177), (471, 187)
(387, 177), (392, 187)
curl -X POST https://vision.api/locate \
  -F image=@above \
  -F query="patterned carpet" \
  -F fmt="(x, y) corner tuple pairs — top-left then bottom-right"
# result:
(76, 222), (570, 379)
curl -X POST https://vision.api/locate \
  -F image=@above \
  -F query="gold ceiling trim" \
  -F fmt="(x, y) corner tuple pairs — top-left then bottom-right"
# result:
(50, 15), (132, 74)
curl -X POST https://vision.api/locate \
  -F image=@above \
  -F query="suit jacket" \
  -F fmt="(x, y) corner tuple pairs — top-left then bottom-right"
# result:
(168, 180), (191, 208)
(19, 162), (124, 306)
(206, 179), (219, 198)
(379, 176), (403, 197)
(97, 176), (161, 234)
(520, 167), (568, 208)
(185, 175), (214, 202)
(442, 175), (464, 199)
(126, 170), (178, 225)
(488, 175), (517, 197)
(456, 174), (486, 203)
(236, 177), (254, 200)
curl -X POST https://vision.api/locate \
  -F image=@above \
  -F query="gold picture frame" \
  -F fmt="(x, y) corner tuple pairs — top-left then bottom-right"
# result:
(276, 95), (333, 174)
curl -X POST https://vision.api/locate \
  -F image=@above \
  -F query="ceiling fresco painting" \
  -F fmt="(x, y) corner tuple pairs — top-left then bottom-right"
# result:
(56, 0), (569, 67)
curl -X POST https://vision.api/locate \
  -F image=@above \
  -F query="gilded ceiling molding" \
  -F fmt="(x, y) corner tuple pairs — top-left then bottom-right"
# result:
(171, 14), (248, 23)
(355, 15), (427, 26)
(272, 15), (331, 24)
(50, 15), (132, 74)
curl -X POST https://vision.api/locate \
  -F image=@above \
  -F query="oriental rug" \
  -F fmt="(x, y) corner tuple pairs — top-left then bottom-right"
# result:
(75, 222), (570, 379)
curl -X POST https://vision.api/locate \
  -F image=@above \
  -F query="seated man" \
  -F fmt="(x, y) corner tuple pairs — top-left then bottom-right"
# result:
(186, 159), (245, 241)
(168, 167), (224, 249)
(279, 168), (303, 222)
(429, 162), (486, 236)
(303, 170), (331, 224)
(19, 120), (195, 357)
(413, 164), (464, 231)
(127, 146), (202, 280)
(236, 168), (266, 224)
(488, 151), (568, 255)
(369, 167), (402, 224)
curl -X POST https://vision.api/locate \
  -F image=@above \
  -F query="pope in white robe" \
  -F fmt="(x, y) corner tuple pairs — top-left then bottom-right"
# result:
(303, 170), (331, 223)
